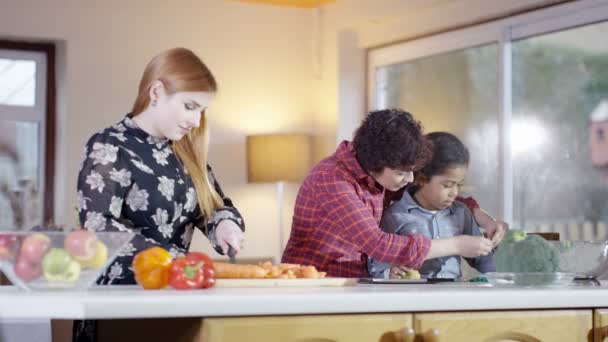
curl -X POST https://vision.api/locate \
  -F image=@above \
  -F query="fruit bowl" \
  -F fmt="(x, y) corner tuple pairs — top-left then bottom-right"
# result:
(0, 230), (134, 291)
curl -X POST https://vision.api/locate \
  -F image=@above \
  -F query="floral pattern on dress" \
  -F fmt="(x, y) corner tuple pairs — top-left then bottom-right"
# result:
(77, 115), (245, 287)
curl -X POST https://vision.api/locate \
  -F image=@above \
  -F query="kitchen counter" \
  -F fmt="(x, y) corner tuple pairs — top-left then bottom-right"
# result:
(1, 282), (608, 319)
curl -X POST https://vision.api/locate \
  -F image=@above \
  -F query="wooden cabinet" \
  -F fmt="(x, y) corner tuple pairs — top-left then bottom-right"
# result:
(199, 310), (594, 342)
(594, 309), (608, 342)
(199, 314), (413, 342)
(414, 310), (592, 342)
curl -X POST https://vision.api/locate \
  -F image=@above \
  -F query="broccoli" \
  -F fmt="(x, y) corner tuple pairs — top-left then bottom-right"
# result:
(495, 231), (560, 273)
(503, 229), (527, 243)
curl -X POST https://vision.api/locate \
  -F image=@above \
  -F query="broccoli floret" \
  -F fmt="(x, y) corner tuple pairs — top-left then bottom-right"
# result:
(495, 233), (560, 273)
(504, 229), (527, 243)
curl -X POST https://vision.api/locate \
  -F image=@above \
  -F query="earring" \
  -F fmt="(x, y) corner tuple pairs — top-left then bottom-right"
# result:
(152, 99), (157, 107)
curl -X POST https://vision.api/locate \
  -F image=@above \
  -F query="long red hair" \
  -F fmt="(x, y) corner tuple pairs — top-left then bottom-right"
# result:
(132, 48), (223, 217)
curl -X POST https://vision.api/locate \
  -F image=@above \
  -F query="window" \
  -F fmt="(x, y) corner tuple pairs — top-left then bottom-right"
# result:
(369, 1), (608, 239)
(376, 44), (500, 216)
(0, 43), (55, 229)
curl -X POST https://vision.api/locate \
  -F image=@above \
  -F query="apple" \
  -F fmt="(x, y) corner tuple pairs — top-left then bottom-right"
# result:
(64, 230), (98, 261)
(20, 233), (51, 263)
(0, 235), (19, 261)
(42, 248), (81, 283)
(79, 241), (108, 269)
(14, 258), (42, 282)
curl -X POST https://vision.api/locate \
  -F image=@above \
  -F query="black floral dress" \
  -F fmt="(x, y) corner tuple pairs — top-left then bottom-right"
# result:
(73, 115), (245, 341)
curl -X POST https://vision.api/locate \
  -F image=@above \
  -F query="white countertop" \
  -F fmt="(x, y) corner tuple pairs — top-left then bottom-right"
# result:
(1, 283), (608, 319)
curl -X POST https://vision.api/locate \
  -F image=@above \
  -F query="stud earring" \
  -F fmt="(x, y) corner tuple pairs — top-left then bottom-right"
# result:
(152, 99), (157, 107)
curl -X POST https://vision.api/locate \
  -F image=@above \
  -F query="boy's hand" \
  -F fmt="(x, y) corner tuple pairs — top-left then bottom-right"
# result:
(472, 207), (509, 247)
(457, 236), (493, 258)
(484, 220), (508, 247)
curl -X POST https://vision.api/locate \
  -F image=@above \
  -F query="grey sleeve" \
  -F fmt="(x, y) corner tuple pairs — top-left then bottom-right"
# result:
(367, 257), (391, 279)
(462, 207), (496, 273)
(370, 208), (414, 278)
(379, 209), (406, 234)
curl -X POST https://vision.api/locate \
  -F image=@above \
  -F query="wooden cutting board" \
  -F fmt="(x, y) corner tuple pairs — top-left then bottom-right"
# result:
(215, 277), (357, 288)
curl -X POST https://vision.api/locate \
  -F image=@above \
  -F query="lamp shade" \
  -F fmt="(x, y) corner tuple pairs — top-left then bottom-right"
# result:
(246, 134), (312, 183)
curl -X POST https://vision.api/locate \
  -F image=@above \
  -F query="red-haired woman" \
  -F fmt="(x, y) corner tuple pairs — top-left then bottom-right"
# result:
(74, 48), (244, 341)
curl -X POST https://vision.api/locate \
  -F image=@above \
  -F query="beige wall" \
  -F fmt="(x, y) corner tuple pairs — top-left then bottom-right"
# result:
(0, 0), (314, 261)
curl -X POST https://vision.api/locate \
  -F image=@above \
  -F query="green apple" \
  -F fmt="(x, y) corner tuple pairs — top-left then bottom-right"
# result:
(42, 248), (81, 282)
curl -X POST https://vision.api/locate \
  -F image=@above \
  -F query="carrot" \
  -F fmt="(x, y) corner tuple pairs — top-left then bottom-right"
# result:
(214, 262), (268, 279)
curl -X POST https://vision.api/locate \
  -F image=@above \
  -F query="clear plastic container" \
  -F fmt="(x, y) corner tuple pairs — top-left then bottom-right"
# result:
(484, 272), (576, 287)
(549, 241), (608, 278)
(0, 230), (134, 291)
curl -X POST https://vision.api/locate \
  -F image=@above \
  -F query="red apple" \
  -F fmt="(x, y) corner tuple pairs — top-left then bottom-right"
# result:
(0, 235), (19, 261)
(19, 233), (51, 263)
(14, 258), (42, 282)
(0, 234), (19, 248)
(64, 230), (98, 261)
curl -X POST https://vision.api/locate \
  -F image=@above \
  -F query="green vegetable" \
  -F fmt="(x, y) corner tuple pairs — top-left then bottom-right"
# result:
(401, 270), (421, 280)
(469, 276), (488, 283)
(495, 230), (560, 273)
(504, 229), (527, 243)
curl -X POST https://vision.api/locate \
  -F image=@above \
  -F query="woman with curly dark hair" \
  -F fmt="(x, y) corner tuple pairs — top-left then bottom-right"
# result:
(282, 109), (506, 277)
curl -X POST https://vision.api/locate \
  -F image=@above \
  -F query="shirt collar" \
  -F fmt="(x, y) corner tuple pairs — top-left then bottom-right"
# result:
(120, 114), (171, 149)
(400, 188), (455, 215)
(336, 140), (382, 192)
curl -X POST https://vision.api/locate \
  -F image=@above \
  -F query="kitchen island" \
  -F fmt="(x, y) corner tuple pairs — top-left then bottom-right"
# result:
(0, 282), (607, 319)
(1, 282), (608, 341)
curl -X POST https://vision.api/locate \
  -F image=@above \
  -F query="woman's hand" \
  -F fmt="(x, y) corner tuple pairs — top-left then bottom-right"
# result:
(427, 235), (493, 260)
(215, 220), (244, 255)
(456, 235), (493, 258)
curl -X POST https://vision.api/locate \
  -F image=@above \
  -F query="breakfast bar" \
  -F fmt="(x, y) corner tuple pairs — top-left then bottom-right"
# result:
(2, 283), (608, 341)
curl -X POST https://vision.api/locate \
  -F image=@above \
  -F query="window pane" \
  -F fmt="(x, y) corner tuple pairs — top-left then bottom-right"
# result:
(0, 120), (41, 230)
(512, 21), (608, 238)
(0, 58), (36, 107)
(376, 44), (500, 216)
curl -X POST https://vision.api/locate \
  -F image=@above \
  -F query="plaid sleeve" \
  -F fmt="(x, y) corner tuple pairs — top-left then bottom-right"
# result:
(456, 196), (480, 211)
(315, 173), (431, 268)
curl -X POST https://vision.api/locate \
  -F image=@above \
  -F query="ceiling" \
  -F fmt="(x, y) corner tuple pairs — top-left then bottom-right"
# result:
(230, 0), (335, 8)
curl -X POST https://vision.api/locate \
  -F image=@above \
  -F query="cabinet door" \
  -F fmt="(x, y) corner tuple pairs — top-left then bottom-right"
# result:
(414, 310), (592, 342)
(200, 314), (414, 342)
(594, 309), (608, 342)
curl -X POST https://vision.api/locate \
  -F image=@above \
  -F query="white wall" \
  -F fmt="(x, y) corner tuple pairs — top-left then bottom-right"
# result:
(0, 0), (314, 262)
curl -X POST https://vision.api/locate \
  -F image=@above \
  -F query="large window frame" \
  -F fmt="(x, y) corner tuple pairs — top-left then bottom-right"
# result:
(0, 41), (56, 224)
(367, 0), (608, 223)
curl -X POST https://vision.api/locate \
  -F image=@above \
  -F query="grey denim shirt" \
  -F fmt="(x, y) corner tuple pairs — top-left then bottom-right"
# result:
(368, 190), (495, 279)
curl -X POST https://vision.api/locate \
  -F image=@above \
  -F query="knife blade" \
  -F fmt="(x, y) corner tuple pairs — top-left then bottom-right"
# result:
(227, 245), (237, 264)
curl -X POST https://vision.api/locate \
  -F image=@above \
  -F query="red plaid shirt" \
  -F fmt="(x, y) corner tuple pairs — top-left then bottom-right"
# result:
(282, 141), (431, 277)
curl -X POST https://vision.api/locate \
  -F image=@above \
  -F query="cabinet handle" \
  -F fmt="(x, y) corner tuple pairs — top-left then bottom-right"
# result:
(392, 327), (415, 342)
(422, 328), (440, 342)
(485, 332), (541, 342)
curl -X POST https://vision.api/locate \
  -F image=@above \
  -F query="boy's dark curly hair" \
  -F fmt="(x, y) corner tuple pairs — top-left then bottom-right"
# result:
(418, 131), (469, 178)
(353, 109), (432, 173)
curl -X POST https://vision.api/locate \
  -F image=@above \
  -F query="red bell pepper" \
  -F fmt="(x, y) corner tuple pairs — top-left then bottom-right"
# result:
(169, 252), (216, 290)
